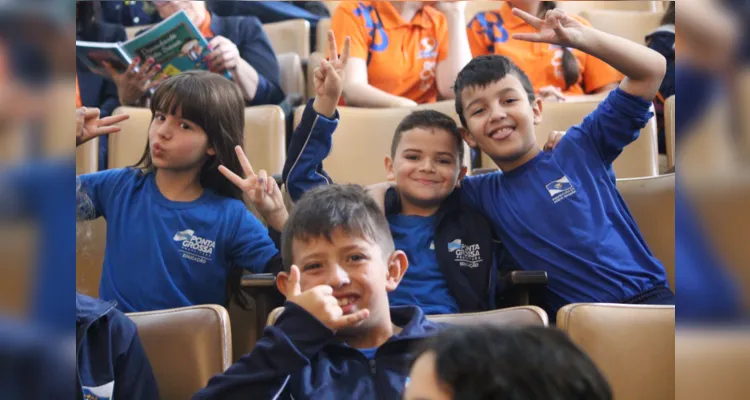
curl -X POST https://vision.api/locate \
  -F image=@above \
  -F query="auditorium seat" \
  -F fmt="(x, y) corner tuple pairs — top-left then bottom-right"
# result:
(127, 305), (232, 399)
(316, 18), (331, 57)
(263, 19), (310, 59)
(76, 138), (99, 175)
(581, 10), (663, 45)
(292, 103), (472, 187)
(617, 174), (675, 290)
(75, 218), (108, 298)
(676, 329), (750, 400)
(560, 0), (659, 15)
(557, 303), (675, 400)
(277, 52), (306, 100)
(267, 305), (549, 327)
(482, 99), (660, 178)
(664, 95), (675, 170)
(110, 105), (286, 175)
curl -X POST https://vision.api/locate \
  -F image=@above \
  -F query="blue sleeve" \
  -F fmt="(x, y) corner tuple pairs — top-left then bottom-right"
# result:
(229, 205), (281, 273)
(567, 87), (654, 166)
(234, 16), (285, 106)
(282, 100), (339, 201)
(457, 174), (496, 212)
(192, 302), (334, 400)
(113, 315), (160, 400)
(77, 168), (133, 220)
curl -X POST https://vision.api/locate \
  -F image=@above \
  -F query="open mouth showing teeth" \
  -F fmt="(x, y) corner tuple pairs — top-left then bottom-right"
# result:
(337, 296), (359, 307)
(489, 127), (515, 139)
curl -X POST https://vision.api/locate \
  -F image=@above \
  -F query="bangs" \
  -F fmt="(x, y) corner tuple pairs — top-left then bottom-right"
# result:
(150, 71), (225, 131)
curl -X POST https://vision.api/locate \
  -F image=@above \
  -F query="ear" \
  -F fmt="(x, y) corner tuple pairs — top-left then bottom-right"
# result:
(532, 98), (543, 126)
(276, 271), (290, 298)
(385, 250), (408, 292)
(206, 146), (216, 156)
(385, 156), (396, 181)
(459, 127), (477, 148)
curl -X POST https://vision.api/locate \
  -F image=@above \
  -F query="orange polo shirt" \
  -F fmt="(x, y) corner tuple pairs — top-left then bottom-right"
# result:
(76, 77), (83, 108)
(467, 3), (622, 95)
(198, 10), (214, 38)
(330, 1), (449, 104)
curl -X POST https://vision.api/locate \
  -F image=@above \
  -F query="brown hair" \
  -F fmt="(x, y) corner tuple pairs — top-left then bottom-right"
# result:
(131, 70), (246, 199)
(540, 1), (581, 91)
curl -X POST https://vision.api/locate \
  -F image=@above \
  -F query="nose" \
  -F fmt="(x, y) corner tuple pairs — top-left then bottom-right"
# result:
(418, 158), (436, 173)
(154, 119), (172, 141)
(328, 264), (351, 289)
(488, 102), (508, 124)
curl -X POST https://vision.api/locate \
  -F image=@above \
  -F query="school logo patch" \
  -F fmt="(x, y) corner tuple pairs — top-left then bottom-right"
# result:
(173, 228), (216, 264)
(82, 381), (114, 400)
(546, 176), (577, 204)
(448, 239), (482, 268)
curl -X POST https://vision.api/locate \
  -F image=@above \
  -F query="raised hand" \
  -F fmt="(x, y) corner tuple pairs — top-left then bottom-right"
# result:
(511, 8), (586, 49)
(315, 30), (351, 100)
(205, 36), (241, 72)
(538, 85), (566, 102)
(218, 146), (287, 230)
(76, 107), (130, 147)
(103, 57), (168, 106)
(434, 0), (467, 15)
(284, 265), (370, 331)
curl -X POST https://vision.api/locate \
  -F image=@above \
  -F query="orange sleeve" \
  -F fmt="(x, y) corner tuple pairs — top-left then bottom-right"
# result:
(466, 15), (492, 57)
(76, 76), (83, 108)
(436, 13), (450, 63)
(582, 54), (623, 93)
(330, 4), (370, 61)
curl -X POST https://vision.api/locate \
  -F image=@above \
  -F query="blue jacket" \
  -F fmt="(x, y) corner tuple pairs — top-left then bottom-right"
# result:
(193, 303), (440, 399)
(282, 101), (518, 312)
(100, 1), (162, 26)
(76, 293), (159, 400)
(139, 13), (285, 106)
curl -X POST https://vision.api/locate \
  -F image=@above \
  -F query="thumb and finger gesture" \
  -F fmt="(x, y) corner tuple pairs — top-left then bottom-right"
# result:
(218, 146), (283, 214)
(76, 107), (130, 146)
(511, 8), (584, 47)
(315, 31), (351, 98)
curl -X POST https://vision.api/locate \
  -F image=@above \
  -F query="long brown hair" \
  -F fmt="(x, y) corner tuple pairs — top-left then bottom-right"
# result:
(539, 1), (581, 91)
(131, 70), (246, 199)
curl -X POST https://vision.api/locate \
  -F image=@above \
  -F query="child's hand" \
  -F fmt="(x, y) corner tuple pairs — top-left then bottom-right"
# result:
(76, 107), (130, 147)
(544, 130), (566, 152)
(219, 146), (288, 230)
(312, 31), (350, 117)
(284, 265), (370, 331)
(511, 8), (586, 49)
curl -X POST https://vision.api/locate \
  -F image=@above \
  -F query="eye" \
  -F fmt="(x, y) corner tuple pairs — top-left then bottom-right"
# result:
(302, 263), (321, 271)
(438, 159), (453, 165)
(471, 108), (485, 116)
(154, 113), (166, 121)
(348, 254), (367, 263)
(180, 122), (192, 130)
(503, 98), (518, 105)
(405, 155), (419, 161)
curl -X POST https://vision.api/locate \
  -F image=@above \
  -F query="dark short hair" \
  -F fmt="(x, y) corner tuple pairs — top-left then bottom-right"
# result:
(454, 55), (536, 128)
(281, 184), (395, 271)
(412, 325), (612, 400)
(390, 110), (465, 167)
(132, 70), (246, 199)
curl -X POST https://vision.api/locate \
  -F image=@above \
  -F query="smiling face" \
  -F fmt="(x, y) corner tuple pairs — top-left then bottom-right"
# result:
(459, 74), (543, 170)
(279, 228), (407, 336)
(386, 127), (466, 214)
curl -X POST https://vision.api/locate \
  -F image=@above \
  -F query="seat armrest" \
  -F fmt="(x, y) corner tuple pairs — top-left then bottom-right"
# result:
(497, 270), (548, 307)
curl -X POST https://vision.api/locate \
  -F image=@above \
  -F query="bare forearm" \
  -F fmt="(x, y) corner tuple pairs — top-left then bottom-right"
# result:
(232, 59), (260, 102)
(437, 13), (472, 99)
(343, 82), (415, 108)
(576, 27), (666, 99)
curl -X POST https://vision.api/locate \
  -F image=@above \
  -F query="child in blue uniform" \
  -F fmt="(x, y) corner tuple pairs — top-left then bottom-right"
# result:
(453, 8), (673, 319)
(75, 71), (286, 312)
(193, 184), (440, 400)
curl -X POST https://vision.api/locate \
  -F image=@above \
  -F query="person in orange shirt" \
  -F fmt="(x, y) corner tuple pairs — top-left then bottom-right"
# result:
(331, 1), (472, 107)
(467, 0), (621, 101)
(105, 0), (283, 107)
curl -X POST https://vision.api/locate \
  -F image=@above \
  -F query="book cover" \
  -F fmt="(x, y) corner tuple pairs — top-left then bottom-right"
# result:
(75, 41), (132, 76)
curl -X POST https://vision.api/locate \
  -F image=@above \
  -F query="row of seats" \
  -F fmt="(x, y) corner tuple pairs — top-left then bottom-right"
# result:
(75, 93), (666, 180)
(126, 301), (676, 400)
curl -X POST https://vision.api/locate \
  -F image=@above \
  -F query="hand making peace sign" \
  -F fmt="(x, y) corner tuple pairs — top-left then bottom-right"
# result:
(76, 107), (130, 147)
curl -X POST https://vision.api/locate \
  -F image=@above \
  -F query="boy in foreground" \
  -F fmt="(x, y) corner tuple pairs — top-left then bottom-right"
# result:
(193, 184), (441, 399)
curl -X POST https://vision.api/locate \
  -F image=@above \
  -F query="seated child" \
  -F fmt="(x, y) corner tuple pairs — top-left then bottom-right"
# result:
(192, 184), (441, 399)
(452, 8), (674, 319)
(404, 324), (612, 400)
(282, 32), (516, 314)
(77, 293), (160, 400)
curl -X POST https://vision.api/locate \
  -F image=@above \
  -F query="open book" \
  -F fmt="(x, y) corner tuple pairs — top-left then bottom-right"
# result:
(76, 10), (230, 80)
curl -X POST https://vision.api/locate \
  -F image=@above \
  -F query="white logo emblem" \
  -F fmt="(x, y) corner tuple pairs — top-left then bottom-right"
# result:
(173, 229), (215, 263)
(545, 175), (577, 203)
(448, 239), (482, 268)
(82, 381), (114, 400)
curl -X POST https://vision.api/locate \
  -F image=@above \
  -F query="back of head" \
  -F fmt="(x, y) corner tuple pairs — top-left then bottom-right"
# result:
(416, 325), (612, 400)
(281, 184), (395, 270)
(391, 110), (465, 168)
(134, 70), (246, 199)
(454, 55), (536, 128)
